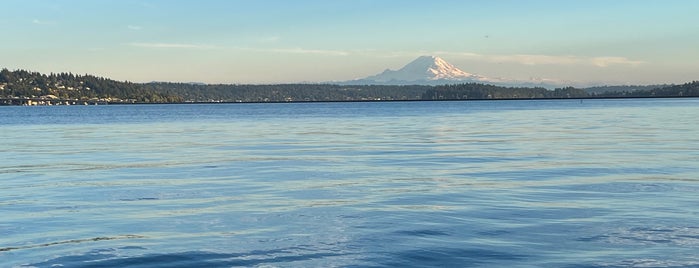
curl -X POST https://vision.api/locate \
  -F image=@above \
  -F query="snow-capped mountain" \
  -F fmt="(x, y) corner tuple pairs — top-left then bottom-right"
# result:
(343, 55), (491, 85)
(340, 55), (563, 88)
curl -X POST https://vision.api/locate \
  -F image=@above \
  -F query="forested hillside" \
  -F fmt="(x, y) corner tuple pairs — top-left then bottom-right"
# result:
(143, 83), (429, 102)
(1, 68), (697, 105)
(0, 69), (182, 103)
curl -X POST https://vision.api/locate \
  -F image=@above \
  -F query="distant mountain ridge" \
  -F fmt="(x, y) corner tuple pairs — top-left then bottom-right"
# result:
(343, 56), (490, 85)
(369, 55), (488, 83)
(342, 55), (562, 88)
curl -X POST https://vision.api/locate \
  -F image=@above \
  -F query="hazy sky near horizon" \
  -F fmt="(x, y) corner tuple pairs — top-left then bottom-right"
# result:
(2, 0), (698, 85)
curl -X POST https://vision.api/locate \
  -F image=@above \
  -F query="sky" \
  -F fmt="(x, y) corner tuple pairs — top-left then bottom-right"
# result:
(2, 0), (699, 86)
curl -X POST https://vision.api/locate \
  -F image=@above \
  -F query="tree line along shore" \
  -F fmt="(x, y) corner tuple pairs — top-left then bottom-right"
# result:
(2, 68), (698, 105)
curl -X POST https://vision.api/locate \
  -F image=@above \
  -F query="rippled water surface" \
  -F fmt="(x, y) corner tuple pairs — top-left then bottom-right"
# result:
(2, 99), (698, 267)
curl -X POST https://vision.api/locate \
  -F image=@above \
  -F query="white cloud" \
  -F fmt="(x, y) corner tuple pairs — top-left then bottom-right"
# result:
(258, 36), (281, 43)
(439, 52), (644, 67)
(128, 25), (143, 31)
(590, 56), (644, 67)
(128, 43), (346, 55)
(489, 54), (581, 65)
(230, 47), (644, 67)
(270, 48), (349, 56)
(32, 19), (55, 25)
(235, 47), (350, 56)
(128, 42), (216, 49)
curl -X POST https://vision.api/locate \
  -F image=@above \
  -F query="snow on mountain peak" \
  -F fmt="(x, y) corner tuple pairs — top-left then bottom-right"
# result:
(342, 55), (562, 88)
(362, 55), (488, 83)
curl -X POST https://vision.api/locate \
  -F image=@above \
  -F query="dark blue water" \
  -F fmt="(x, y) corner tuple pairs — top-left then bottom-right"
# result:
(2, 99), (698, 267)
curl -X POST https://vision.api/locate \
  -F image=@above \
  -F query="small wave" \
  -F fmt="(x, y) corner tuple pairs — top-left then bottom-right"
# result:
(379, 247), (528, 267)
(393, 229), (450, 237)
(118, 197), (160, 201)
(0, 234), (145, 252)
(585, 258), (699, 268)
(578, 226), (699, 246)
(24, 248), (348, 268)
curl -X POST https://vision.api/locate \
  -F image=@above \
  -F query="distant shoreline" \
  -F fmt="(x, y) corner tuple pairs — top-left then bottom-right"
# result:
(3, 95), (697, 106)
(3, 68), (697, 105)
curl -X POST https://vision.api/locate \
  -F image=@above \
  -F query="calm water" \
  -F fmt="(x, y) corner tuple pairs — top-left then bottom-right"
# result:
(1, 99), (698, 267)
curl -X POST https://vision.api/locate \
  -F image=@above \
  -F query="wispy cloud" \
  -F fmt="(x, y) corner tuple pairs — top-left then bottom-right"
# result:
(589, 56), (644, 67)
(128, 42), (346, 55)
(487, 54), (581, 65)
(235, 47), (350, 56)
(441, 52), (644, 67)
(127, 25), (143, 31)
(258, 36), (281, 43)
(270, 48), (350, 56)
(32, 19), (55, 25)
(260, 48), (644, 67)
(128, 42), (216, 49)
(139, 1), (156, 8)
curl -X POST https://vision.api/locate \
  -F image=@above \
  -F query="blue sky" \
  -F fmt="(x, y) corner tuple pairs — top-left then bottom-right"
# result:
(2, 0), (698, 85)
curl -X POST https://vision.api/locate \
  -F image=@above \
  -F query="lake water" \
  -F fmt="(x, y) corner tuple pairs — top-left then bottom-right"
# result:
(1, 99), (698, 267)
